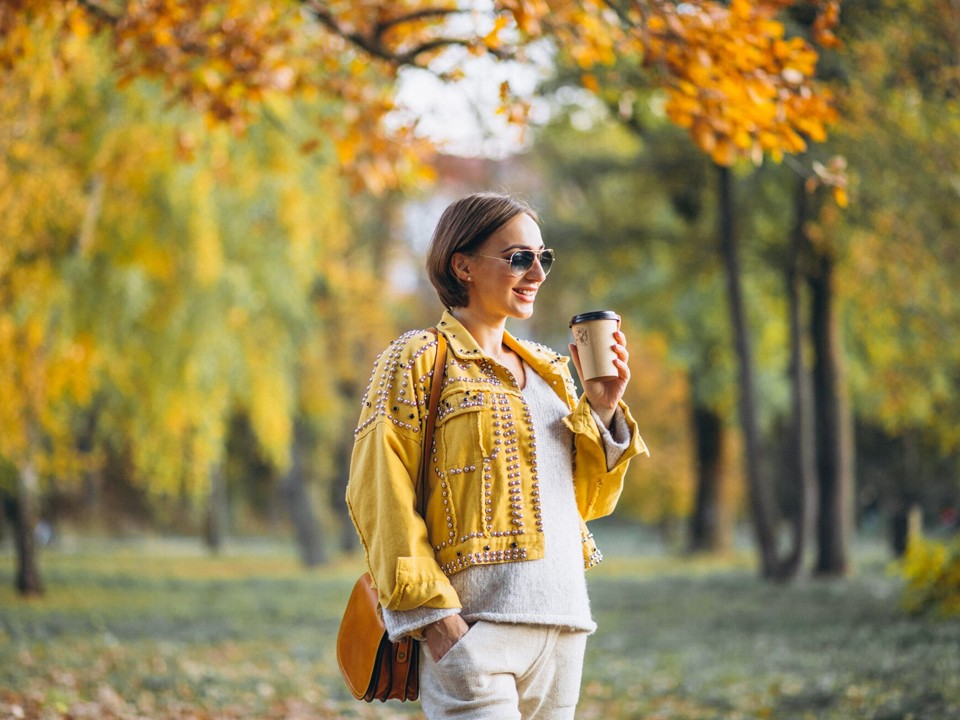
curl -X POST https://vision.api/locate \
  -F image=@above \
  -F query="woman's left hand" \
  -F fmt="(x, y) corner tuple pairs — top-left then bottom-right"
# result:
(569, 329), (631, 429)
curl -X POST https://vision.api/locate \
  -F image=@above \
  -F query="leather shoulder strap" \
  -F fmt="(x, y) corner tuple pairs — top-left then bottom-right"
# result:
(418, 329), (446, 517)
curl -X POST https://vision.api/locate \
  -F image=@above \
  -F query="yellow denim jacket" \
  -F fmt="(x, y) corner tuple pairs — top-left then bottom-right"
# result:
(346, 311), (648, 613)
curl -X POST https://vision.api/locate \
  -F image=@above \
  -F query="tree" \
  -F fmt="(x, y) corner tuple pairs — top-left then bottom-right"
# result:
(1, 0), (847, 589)
(2, 1), (842, 179)
(556, 0), (840, 578)
(0, 10), (396, 591)
(667, 1), (839, 580)
(0, 18), (104, 594)
(81, 104), (372, 555)
(818, 0), (960, 553)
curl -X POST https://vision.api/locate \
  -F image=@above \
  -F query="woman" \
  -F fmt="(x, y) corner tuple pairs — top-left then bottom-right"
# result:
(347, 192), (648, 719)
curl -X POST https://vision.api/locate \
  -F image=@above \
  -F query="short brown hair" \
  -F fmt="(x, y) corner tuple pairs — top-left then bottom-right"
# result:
(426, 193), (539, 309)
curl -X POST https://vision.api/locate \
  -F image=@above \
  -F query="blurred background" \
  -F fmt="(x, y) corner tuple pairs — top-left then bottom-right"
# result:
(1, 1), (958, 718)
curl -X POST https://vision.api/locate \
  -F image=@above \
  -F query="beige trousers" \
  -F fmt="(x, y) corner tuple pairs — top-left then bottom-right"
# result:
(418, 621), (588, 720)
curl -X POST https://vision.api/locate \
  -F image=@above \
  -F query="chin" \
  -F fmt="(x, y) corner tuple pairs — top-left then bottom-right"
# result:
(510, 304), (535, 320)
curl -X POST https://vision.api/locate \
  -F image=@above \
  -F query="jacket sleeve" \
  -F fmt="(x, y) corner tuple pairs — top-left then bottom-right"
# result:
(564, 389), (649, 522)
(345, 337), (461, 613)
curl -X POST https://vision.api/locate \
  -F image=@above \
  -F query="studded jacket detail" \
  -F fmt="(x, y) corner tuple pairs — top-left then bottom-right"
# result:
(346, 311), (648, 612)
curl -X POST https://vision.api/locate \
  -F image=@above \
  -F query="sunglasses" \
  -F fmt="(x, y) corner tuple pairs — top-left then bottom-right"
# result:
(471, 248), (555, 276)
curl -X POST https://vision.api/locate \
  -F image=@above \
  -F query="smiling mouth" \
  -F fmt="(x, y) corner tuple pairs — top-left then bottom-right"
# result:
(514, 288), (537, 298)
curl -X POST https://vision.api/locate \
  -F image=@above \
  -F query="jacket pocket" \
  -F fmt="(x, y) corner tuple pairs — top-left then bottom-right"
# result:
(430, 390), (487, 547)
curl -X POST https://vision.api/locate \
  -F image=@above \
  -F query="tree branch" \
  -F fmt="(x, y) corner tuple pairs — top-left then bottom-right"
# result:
(374, 7), (468, 38)
(303, 1), (404, 65)
(398, 38), (517, 65)
(302, 1), (516, 68)
(76, 0), (119, 25)
(600, 0), (642, 30)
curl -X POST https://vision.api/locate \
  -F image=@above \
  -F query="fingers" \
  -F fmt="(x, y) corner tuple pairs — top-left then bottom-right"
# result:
(612, 331), (629, 380)
(614, 354), (630, 382)
(612, 331), (628, 360)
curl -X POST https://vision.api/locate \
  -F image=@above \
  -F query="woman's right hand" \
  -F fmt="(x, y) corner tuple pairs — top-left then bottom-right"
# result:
(423, 614), (471, 662)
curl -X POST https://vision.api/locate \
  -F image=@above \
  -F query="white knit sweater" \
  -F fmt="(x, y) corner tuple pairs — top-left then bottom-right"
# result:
(383, 363), (631, 641)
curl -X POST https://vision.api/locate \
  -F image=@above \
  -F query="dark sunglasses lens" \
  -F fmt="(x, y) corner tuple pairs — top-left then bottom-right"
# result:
(540, 250), (554, 274)
(509, 250), (554, 274)
(510, 251), (536, 273)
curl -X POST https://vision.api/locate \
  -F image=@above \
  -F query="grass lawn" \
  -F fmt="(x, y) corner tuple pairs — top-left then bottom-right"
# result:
(1, 529), (958, 719)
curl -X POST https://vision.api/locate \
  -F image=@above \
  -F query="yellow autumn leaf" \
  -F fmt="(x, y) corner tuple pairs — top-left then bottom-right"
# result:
(646, 15), (667, 33)
(732, 129), (752, 149)
(709, 138), (731, 166)
(482, 15), (509, 47)
(67, 9), (92, 39)
(832, 186), (849, 208)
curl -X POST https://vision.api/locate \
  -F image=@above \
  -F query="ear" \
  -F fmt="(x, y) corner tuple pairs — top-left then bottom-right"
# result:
(451, 252), (473, 283)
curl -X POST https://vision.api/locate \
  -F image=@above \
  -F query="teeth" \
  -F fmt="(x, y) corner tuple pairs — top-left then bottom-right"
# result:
(516, 289), (535, 296)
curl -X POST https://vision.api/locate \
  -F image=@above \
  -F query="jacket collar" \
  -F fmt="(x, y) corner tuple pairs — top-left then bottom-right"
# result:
(436, 310), (488, 361)
(506, 331), (575, 406)
(437, 310), (574, 402)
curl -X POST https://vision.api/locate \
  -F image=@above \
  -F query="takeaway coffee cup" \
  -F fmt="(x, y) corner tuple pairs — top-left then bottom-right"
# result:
(569, 310), (621, 380)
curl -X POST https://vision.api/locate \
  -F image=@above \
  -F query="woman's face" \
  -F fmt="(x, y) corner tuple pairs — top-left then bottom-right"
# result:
(455, 213), (548, 321)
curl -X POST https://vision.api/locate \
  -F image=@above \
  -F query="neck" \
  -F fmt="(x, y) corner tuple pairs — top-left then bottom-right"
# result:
(450, 306), (509, 359)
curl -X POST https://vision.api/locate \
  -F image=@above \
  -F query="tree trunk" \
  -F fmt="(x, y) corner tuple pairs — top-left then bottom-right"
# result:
(890, 431), (922, 556)
(77, 405), (102, 527)
(332, 428), (359, 553)
(204, 463), (228, 553)
(281, 419), (327, 567)
(330, 378), (360, 554)
(0, 487), (11, 546)
(688, 400), (730, 553)
(717, 164), (780, 578)
(809, 247), (853, 576)
(780, 176), (819, 579)
(14, 458), (44, 596)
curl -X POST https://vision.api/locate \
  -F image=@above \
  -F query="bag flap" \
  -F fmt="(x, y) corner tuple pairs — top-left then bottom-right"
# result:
(336, 572), (387, 699)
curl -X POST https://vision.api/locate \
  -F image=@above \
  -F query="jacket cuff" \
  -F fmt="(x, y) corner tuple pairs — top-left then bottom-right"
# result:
(382, 607), (462, 643)
(591, 406), (631, 471)
(565, 396), (649, 465)
(385, 555), (462, 612)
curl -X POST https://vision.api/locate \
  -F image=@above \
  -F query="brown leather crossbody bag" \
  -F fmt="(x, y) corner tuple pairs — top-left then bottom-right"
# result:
(336, 329), (446, 702)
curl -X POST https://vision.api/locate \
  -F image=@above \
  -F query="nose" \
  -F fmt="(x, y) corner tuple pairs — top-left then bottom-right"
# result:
(526, 256), (547, 281)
